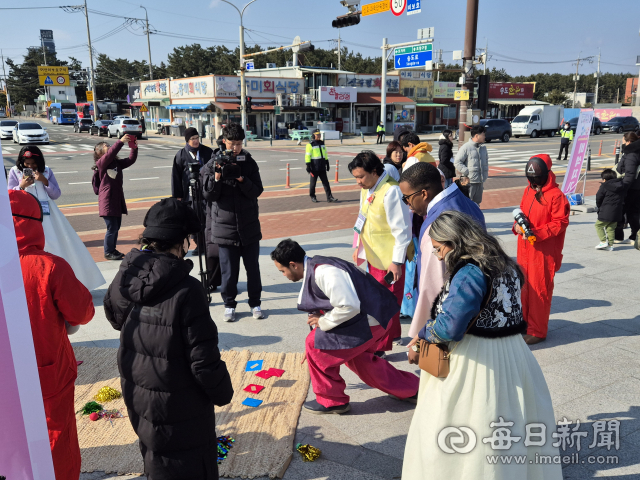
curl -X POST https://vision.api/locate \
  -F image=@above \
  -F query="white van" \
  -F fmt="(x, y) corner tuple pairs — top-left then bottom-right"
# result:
(511, 105), (564, 139)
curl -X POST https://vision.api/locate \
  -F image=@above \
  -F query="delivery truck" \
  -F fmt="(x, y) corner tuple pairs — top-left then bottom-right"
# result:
(510, 105), (564, 139)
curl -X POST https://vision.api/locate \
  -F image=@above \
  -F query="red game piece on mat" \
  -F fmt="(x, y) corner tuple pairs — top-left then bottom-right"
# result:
(244, 384), (265, 394)
(267, 368), (285, 377)
(255, 370), (274, 379)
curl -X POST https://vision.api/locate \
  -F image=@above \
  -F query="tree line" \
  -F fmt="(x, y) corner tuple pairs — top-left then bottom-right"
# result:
(3, 44), (635, 107)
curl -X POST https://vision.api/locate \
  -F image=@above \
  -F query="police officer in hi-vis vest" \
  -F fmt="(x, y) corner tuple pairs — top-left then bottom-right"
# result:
(558, 122), (573, 161)
(376, 122), (385, 144)
(306, 129), (338, 203)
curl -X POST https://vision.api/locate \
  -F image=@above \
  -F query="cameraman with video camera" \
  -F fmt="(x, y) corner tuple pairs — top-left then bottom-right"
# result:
(201, 123), (264, 323)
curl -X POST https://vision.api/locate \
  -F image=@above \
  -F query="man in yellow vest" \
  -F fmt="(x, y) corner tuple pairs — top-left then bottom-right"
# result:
(558, 122), (573, 161)
(376, 122), (385, 144)
(349, 150), (412, 357)
(306, 130), (338, 203)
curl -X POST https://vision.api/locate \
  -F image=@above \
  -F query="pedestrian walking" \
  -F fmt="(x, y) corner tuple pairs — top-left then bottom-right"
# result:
(271, 239), (419, 414)
(437, 129), (456, 187)
(614, 132), (640, 245)
(201, 123), (265, 322)
(514, 155), (569, 345)
(8, 146), (105, 290)
(104, 198), (233, 480)
(382, 141), (405, 182)
(91, 135), (138, 261)
(349, 151), (412, 355)
(400, 132), (436, 169)
(595, 168), (625, 251)
(305, 129), (337, 203)
(557, 122), (573, 161)
(398, 162), (485, 338)
(402, 211), (562, 480)
(10, 189), (95, 480)
(376, 121), (385, 144)
(454, 125), (489, 205)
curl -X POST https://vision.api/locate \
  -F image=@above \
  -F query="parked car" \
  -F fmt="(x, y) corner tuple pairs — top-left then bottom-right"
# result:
(565, 116), (603, 135)
(90, 120), (113, 136)
(74, 117), (94, 133)
(107, 118), (142, 139)
(0, 119), (19, 139)
(479, 118), (512, 142)
(602, 116), (640, 134)
(12, 122), (49, 145)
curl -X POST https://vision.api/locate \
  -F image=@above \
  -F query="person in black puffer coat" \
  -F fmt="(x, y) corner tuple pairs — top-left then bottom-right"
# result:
(201, 123), (264, 323)
(438, 130), (456, 187)
(614, 132), (640, 243)
(104, 198), (233, 480)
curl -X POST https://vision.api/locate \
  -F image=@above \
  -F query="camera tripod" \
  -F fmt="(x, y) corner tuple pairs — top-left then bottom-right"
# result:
(188, 168), (212, 303)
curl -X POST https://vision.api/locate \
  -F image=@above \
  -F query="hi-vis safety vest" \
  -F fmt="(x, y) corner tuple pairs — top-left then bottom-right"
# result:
(305, 140), (327, 163)
(560, 129), (574, 141)
(377, 125), (385, 133)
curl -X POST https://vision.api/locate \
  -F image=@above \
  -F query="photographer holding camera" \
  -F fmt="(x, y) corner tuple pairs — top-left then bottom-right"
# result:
(201, 123), (264, 322)
(172, 127), (221, 292)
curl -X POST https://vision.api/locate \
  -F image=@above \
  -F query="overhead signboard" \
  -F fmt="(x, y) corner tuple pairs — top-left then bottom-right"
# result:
(394, 43), (433, 69)
(454, 90), (470, 101)
(390, 0), (406, 16)
(407, 0), (421, 15)
(362, 0), (390, 16)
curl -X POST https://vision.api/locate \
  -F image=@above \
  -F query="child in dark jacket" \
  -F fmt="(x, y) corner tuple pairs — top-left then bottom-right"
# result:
(595, 168), (625, 251)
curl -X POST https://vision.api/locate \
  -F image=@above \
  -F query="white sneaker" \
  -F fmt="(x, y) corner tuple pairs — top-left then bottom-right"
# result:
(605, 246), (614, 251)
(595, 242), (609, 250)
(223, 308), (236, 322)
(252, 306), (264, 319)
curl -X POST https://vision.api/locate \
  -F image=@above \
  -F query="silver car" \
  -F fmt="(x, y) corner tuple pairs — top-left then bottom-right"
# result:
(0, 119), (18, 139)
(12, 122), (49, 145)
(107, 118), (142, 139)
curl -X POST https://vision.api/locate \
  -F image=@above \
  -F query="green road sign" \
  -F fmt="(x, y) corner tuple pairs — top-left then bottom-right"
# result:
(394, 43), (433, 56)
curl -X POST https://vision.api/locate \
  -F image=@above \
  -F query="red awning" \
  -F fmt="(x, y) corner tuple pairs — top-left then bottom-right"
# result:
(214, 102), (274, 112)
(130, 102), (143, 107)
(354, 93), (415, 105)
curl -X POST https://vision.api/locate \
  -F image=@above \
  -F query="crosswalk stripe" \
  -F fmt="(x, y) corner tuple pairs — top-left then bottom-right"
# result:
(79, 144), (95, 150)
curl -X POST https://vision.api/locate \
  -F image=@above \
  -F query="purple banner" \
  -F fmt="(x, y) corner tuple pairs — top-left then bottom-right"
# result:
(561, 110), (594, 194)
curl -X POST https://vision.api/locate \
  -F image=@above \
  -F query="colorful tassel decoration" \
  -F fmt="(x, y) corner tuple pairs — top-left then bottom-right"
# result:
(93, 386), (121, 403)
(77, 401), (103, 415)
(217, 435), (235, 464)
(296, 443), (321, 462)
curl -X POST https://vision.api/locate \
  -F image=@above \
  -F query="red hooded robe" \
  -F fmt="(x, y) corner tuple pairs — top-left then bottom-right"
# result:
(10, 190), (95, 480)
(513, 155), (570, 338)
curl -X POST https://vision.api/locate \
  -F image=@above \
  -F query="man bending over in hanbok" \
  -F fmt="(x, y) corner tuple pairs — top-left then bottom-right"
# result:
(271, 239), (419, 414)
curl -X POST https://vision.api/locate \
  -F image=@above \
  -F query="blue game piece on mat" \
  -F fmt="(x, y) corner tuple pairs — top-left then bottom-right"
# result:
(242, 398), (263, 408)
(245, 360), (263, 372)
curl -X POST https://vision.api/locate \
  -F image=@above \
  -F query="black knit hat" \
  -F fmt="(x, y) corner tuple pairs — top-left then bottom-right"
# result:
(142, 198), (201, 243)
(184, 127), (199, 142)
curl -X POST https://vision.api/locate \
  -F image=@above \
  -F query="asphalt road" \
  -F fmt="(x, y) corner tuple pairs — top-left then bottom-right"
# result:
(2, 123), (624, 209)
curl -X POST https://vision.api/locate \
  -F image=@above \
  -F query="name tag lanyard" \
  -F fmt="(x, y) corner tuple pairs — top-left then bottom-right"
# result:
(354, 173), (386, 234)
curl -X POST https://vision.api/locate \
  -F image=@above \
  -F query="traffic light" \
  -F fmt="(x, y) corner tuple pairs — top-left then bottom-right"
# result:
(477, 75), (490, 111)
(246, 96), (252, 114)
(332, 13), (360, 28)
(298, 43), (315, 52)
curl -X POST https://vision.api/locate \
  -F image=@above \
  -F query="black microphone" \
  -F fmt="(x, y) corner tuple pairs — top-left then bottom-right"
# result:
(513, 208), (536, 245)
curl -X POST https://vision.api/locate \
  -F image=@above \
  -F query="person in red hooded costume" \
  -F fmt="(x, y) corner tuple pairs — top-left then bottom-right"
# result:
(513, 155), (569, 345)
(10, 189), (95, 480)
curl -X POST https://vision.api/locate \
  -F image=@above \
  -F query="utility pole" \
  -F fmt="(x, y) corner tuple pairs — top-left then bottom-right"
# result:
(458, 0), (479, 148)
(381, 37), (387, 133)
(141, 6), (153, 80)
(83, 0), (98, 121)
(338, 31), (341, 71)
(594, 48), (601, 106)
(483, 39), (488, 74)
(572, 53), (580, 108)
(1, 50), (11, 117)
(436, 49), (442, 81)
(221, 0), (258, 147)
(40, 32), (49, 106)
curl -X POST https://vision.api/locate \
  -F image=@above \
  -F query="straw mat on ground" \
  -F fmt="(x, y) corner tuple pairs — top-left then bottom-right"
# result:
(73, 347), (309, 478)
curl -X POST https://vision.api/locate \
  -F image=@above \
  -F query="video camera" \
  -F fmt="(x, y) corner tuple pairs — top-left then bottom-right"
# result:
(214, 149), (242, 180)
(187, 162), (202, 181)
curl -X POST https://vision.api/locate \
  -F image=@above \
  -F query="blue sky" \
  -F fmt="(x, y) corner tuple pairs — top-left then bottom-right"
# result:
(1, 0), (638, 78)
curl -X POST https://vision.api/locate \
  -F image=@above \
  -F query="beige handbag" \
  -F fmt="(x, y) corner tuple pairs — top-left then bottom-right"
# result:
(418, 282), (492, 378)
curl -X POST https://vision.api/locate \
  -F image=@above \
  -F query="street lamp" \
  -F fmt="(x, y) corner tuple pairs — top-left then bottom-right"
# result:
(220, 0), (258, 146)
(140, 5), (153, 81)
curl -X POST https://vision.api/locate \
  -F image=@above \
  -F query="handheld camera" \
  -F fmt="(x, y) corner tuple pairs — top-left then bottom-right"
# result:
(214, 150), (241, 180)
(513, 208), (536, 245)
(23, 167), (34, 178)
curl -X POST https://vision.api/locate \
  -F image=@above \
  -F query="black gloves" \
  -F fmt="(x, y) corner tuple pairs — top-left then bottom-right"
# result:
(306, 164), (311, 174)
(326, 162), (330, 172)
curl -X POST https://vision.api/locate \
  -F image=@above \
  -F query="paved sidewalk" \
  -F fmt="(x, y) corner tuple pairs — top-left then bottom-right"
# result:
(76, 203), (640, 480)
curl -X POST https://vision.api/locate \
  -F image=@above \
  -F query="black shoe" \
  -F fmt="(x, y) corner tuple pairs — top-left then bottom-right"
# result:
(374, 351), (386, 359)
(310, 196), (318, 203)
(327, 196), (338, 203)
(303, 400), (351, 415)
(104, 252), (124, 261)
(113, 249), (125, 257)
(389, 392), (418, 405)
